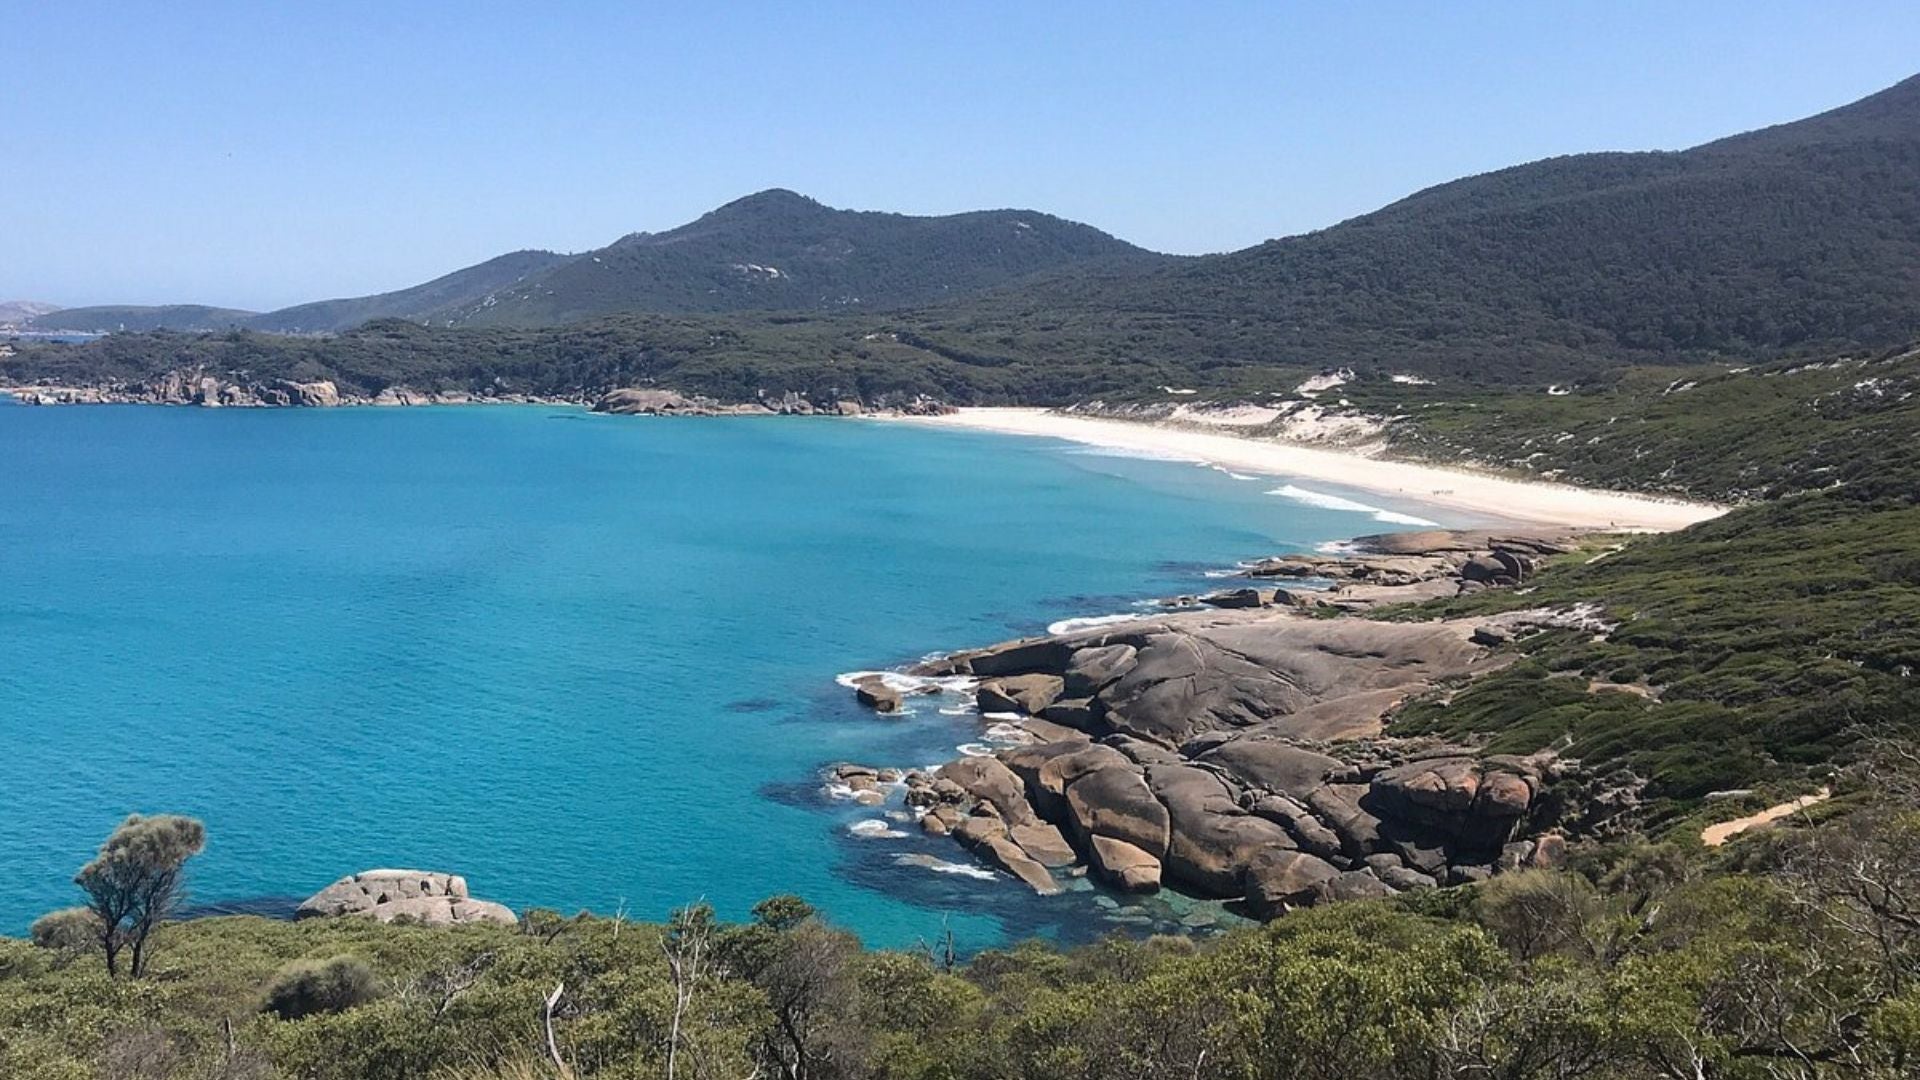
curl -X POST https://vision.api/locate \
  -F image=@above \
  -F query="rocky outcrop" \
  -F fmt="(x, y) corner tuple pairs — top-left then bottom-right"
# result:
(296, 870), (516, 926)
(1240, 530), (1577, 609)
(976, 674), (1064, 715)
(853, 676), (903, 713)
(1090, 835), (1162, 892)
(874, 530), (1592, 917)
(594, 388), (726, 415)
(1244, 848), (1340, 917)
(284, 380), (340, 408)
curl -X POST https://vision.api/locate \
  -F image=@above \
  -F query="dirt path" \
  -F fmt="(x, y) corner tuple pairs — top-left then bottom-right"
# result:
(1701, 788), (1831, 846)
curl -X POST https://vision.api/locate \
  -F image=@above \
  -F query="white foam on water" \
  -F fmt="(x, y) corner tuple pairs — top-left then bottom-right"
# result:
(983, 722), (1036, 745)
(1046, 613), (1145, 635)
(938, 705), (974, 716)
(835, 670), (978, 695)
(895, 853), (1000, 880)
(847, 819), (906, 839)
(1267, 484), (1441, 527)
(956, 742), (995, 757)
(1066, 445), (1201, 464)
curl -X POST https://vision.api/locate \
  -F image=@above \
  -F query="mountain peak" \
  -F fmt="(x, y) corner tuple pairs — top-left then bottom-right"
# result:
(705, 188), (829, 219)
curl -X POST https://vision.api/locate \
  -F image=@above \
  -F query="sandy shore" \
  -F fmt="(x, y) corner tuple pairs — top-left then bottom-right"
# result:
(886, 408), (1726, 532)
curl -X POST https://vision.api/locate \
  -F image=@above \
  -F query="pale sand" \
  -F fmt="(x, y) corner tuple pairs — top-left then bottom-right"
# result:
(1701, 789), (1831, 847)
(885, 408), (1727, 532)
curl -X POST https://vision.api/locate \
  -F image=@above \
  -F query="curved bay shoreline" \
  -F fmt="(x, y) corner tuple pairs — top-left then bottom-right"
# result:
(4, 391), (1701, 937)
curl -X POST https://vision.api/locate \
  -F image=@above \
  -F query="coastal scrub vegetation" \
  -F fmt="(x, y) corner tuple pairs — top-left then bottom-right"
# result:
(1347, 344), (1920, 503)
(8, 773), (1920, 1078)
(1386, 456), (1920, 815)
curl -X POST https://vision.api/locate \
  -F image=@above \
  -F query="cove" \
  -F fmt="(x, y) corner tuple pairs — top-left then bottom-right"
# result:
(0, 403), (1468, 948)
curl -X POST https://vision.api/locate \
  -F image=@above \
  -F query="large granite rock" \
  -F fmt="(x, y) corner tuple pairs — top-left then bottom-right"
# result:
(1065, 765), (1170, 858)
(953, 815), (1062, 894)
(1003, 741), (1132, 819)
(1244, 848), (1340, 917)
(1008, 821), (1077, 868)
(1093, 615), (1483, 745)
(1368, 757), (1539, 850)
(940, 636), (1077, 678)
(1090, 835), (1162, 892)
(1149, 765), (1297, 897)
(1196, 738), (1341, 800)
(1307, 783), (1386, 858)
(594, 388), (703, 415)
(296, 870), (516, 926)
(937, 756), (1035, 826)
(976, 674), (1065, 715)
(1063, 643), (1138, 698)
(283, 380), (341, 408)
(854, 676), (903, 713)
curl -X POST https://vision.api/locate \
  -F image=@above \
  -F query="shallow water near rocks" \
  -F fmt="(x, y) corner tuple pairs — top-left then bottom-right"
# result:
(0, 403), (1469, 948)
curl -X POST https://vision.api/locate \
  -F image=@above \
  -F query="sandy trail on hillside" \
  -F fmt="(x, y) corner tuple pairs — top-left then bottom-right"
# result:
(884, 408), (1727, 532)
(1701, 789), (1832, 847)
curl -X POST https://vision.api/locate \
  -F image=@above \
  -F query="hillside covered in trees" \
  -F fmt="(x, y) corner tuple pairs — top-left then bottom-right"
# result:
(906, 73), (1920, 384)
(23, 191), (1163, 335)
(14, 73), (1920, 391)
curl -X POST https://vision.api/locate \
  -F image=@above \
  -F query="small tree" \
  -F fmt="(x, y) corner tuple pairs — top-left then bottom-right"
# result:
(73, 813), (206, 978)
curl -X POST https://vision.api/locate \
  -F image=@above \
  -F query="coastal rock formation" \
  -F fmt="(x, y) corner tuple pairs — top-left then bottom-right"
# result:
(1239, 530), (1577, 609)
(296, 870), (516, 926)
(284, 380), (341, 408)
(593, 388), (718, 415)
(853, 676), (903, 713)
(878, 529), (1586, 914)
(976, 674), (1064, 715)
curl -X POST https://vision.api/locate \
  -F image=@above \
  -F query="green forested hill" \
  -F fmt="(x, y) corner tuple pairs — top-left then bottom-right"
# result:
(23, 304), (258, 333)
(900, 73), (1920, 383)
(431, 189), (1168, 325)
(12, 76), (1920, 398)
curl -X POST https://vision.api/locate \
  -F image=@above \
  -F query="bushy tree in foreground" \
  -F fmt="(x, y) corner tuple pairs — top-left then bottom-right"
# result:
(73, 813), (206, 977)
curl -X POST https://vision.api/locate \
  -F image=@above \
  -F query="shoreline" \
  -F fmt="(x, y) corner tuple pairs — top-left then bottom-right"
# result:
(882, 407), (1726, 532)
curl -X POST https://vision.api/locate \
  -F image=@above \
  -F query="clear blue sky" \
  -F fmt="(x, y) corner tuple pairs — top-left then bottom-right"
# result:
(5, 1), (1917, 311)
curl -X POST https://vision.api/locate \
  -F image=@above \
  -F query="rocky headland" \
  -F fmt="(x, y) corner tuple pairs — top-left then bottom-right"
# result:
(1, 372), (955, 417)
(836, 529), (1622, 918)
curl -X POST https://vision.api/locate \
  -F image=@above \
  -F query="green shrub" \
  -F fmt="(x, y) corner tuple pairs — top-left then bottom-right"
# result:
(28, 907), (101, 954)
(261, 955), (381, 1020)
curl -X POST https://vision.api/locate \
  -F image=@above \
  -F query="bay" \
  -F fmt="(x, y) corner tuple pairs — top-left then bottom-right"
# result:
(0, 403), (1464, 947)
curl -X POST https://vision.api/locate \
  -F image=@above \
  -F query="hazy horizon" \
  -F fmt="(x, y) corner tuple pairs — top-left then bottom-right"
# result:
(7, 1), (1920, 311)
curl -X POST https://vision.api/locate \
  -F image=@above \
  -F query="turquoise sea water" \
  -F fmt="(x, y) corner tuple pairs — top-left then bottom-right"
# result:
(0, 403), (1469, 948)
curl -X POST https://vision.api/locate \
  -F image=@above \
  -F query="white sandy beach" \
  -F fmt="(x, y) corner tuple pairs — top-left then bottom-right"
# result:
(887, 408), (1726, 532)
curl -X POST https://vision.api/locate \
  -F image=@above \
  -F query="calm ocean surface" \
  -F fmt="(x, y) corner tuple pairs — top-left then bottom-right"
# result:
(0, 403), (1468, 948)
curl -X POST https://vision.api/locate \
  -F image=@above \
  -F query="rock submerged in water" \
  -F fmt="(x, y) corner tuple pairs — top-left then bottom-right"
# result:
(296, 869), (516, 926)
(853, 676), (904, 713)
